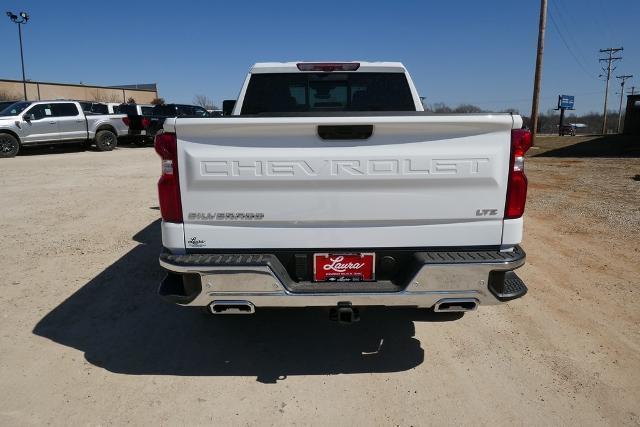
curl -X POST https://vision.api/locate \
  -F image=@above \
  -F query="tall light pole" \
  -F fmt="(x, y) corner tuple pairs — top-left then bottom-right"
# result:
(6, 11), (30, 100)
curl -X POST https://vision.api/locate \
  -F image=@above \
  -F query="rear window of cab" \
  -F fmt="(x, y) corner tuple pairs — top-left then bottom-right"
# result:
(241, 72), (416, 114)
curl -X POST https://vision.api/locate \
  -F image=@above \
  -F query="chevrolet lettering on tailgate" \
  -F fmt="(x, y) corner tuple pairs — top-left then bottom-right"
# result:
(200, 158), (491, 178)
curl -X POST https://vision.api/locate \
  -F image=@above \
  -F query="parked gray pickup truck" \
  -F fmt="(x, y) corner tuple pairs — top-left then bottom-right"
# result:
(0, 100), (129, 158)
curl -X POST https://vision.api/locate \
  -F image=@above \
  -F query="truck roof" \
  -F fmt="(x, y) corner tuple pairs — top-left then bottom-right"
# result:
(250, 61), (407, 74)
(11, 100), (77, 104)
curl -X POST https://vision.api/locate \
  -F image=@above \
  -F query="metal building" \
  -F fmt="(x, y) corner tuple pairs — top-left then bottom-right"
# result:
(623, 94), (640, 135)
(0, 79), (158, 104)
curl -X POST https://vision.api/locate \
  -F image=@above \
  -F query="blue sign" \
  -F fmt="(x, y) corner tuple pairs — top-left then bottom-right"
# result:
(558, 95), (575, 110)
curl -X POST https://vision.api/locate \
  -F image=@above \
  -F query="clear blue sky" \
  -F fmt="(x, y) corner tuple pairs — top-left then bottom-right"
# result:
(1, 0), (638, 115)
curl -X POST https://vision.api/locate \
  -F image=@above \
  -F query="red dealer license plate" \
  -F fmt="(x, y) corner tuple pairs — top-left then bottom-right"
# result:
(313, 253), (375, 282)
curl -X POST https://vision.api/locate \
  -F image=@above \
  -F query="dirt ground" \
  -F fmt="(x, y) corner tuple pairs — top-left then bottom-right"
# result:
(0, 137), (639, 425)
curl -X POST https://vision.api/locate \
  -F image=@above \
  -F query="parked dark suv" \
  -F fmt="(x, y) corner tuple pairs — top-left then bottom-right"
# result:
(125, 103), (213, 145)
(151, 104), (211, 118)
(559, 124), (576, 136)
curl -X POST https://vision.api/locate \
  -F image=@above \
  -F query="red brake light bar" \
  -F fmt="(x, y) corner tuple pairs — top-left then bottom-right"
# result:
(505, 129), (532, 219)
(511, 129), (532, 157)
(154, 132), (182, 223)
(296, 62), (360, 72)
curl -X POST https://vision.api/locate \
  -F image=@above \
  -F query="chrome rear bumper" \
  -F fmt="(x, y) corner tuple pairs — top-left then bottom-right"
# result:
(158, 247), (527, 309)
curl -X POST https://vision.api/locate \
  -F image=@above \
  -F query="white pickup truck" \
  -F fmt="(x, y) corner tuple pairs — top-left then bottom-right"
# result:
(0, 100), (128, 157)
(154, 62), (531, 322)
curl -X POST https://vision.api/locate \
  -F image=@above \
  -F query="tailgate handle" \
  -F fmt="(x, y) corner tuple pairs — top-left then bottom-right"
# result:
(317, 125), (373, 140)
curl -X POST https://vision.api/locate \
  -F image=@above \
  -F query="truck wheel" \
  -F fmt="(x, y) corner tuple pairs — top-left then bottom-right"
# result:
(95, 130), (117, 151)
(0, 134), (20, 158)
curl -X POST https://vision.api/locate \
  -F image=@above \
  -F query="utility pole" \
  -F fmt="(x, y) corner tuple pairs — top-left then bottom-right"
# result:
(616, 74), (632, 133)
(530, 0), (547, 145)
(628, 86), (636, 96)
(599, 47), (623, 134)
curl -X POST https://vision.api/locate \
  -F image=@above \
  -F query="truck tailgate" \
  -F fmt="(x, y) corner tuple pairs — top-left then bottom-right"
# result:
(171, 115), (517, 249)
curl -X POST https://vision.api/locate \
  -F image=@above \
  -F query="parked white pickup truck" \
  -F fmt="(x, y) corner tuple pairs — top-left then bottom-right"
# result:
(154, 62), (531, 322)
(0, 100), (128, 157)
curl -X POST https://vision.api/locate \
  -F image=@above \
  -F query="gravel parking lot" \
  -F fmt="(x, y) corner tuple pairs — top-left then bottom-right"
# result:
(1, 137), (639, 425)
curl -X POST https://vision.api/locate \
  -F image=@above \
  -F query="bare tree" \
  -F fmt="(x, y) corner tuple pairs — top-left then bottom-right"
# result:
(91, 89), (121, 103)
(91, 89), (104, 102)
(501, 107), (520, 114)
(0, 90), (20, 101)
(150, 97), (165, 105)
(193, 94), (216, 109)
(426, 102), (453, 113)
(105, 93), (122, 103)
(126, 97), (136, 104)
(453, 104), (484, 114)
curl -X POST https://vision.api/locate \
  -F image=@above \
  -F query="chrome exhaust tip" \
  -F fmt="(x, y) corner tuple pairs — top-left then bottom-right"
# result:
(434, 298), (478, 312)
(208, 300), (255, 314)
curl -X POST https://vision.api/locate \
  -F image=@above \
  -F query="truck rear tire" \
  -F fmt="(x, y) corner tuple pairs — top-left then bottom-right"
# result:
(95, 130), (117, 151)
(0, 133), (20, 158)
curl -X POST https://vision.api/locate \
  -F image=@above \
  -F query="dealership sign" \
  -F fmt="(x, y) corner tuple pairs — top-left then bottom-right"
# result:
(558, 95), (575, 110)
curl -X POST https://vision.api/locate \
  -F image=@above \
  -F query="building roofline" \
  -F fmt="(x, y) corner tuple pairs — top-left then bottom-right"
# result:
(0, 78), (157, 92)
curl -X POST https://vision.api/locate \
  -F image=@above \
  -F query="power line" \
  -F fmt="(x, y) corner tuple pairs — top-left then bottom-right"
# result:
(553, 0), (591, 64)
(596, 0), (616, 43)
(442, 90), (603, 107)
(599, 47), (623, 134)
(548, 12), (594, 78)
(548, 0), (593, 76)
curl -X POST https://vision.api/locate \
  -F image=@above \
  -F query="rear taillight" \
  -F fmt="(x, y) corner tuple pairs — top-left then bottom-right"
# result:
(505, 129), (532, 219)
(141, 117), (151, 129)
(296, 62), (360, 72)
(154, 132), (182, 222)
(122, 117), (130, 126)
